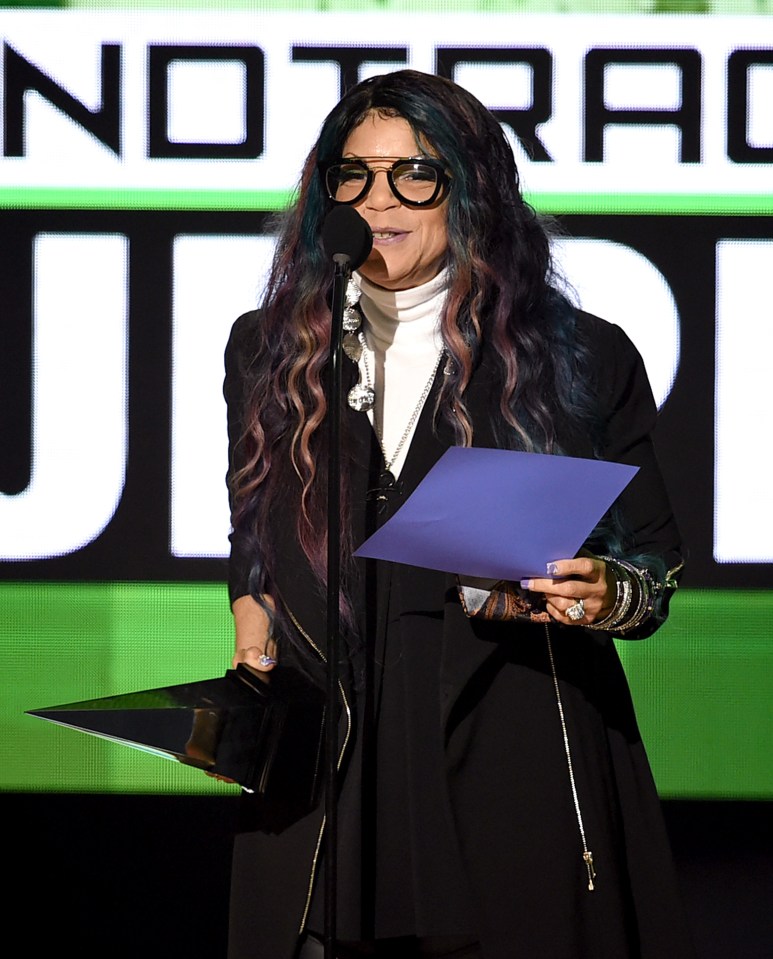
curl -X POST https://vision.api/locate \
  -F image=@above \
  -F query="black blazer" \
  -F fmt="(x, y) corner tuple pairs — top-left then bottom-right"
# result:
(223, 308), (693, 959)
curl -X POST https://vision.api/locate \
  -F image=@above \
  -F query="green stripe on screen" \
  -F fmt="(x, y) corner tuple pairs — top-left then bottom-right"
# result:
(4, 581), (236, 796)
(615, 588), (773, 800)
(2, 582), (772, 797)
(1, 188), (771, 215)
(0, 188), (295, 212)
(65, 1), (773, 12)
(532, 194), (773, 215)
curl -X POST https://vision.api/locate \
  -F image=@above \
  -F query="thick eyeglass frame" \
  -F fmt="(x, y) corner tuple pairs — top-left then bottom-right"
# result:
(321, 156), (450, 208)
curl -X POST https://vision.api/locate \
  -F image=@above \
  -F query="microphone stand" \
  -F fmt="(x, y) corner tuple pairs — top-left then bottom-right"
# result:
(324, 252), (350, 959)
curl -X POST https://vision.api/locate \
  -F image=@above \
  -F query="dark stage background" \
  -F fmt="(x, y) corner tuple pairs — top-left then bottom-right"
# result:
(8, 795), (773, 958)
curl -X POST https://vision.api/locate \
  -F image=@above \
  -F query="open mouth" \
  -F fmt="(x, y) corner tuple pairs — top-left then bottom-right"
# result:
(371, 229), (406, 241)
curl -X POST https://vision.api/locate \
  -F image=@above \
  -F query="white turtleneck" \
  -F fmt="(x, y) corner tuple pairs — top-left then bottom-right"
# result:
(353, 268), (448, 479)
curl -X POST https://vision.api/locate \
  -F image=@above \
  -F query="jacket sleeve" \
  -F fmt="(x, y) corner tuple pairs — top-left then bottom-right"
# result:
(591, 317), (684, 639)
(223, 311), (262, 606)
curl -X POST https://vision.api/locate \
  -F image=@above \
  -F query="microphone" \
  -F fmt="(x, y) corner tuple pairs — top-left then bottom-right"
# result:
(320, 206), (372, 957)
(321, 206), (373, 271)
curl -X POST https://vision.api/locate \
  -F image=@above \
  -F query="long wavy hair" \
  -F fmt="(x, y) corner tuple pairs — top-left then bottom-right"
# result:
(231, 70), (610, 641)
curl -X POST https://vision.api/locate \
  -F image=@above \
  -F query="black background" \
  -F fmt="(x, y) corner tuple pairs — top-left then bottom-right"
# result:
(6, 794), (772, 959)
(2, 210), (772, 588)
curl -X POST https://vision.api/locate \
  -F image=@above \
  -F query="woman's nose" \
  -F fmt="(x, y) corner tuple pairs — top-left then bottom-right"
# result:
(364, 168), (399, 209)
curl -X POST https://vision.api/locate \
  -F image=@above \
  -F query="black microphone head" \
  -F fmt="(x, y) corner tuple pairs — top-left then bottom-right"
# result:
(321, 206), (373, 270)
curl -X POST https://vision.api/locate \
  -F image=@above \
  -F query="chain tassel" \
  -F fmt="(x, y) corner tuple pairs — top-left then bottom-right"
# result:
(583, 850), (596, 891)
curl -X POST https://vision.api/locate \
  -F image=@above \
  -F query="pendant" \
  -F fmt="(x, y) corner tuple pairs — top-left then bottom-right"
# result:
(347, 383), (375, 412)
(378, 469), (396, 491)
(342, 305), (361, 333)
(367, 469), (401, 513)
(342, 332), (362, 362)
(345, 278), (360, 307)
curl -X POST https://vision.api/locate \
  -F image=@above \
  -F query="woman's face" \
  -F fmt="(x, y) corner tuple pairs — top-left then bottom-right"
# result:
(339, 112), (449, 291)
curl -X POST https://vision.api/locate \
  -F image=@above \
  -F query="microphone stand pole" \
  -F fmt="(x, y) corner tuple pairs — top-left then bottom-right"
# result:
(324, 253), (349, 959)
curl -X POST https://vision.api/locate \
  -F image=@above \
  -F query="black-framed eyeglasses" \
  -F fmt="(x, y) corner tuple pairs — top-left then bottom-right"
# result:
(321, 157), (450, 208)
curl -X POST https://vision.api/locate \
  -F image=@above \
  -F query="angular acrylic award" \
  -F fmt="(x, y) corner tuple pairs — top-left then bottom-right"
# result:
(26, 664), (328, 819)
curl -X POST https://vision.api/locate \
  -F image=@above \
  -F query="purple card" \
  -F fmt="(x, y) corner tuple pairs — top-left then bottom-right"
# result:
(354, 447), (638, 579)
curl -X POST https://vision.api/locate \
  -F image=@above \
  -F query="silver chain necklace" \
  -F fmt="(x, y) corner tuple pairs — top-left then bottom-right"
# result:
(341, 279), (448, 500)
(358, 329), (444, 473)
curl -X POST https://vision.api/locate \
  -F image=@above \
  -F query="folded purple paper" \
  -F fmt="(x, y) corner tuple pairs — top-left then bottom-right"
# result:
(354, 447), (638, 580)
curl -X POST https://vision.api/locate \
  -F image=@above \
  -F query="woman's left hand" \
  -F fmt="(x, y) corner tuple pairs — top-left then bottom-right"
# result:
(521, 552), (616, 626)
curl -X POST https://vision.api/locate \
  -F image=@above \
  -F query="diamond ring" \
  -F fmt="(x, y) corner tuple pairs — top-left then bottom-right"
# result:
(566, 599), (585, 622)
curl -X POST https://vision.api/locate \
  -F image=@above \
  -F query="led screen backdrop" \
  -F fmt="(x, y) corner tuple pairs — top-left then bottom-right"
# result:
(1, 1), (772, 798)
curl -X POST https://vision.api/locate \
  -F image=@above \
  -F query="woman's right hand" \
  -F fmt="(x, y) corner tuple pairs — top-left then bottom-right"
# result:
(231, 594), (277, 673)
(202, 595), (277, 785)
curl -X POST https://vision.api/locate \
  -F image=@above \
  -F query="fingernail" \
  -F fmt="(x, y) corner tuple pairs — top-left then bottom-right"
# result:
(259, 654), (277, 667)
(546, 562), (559, 576)
(520, 579), (532, 589)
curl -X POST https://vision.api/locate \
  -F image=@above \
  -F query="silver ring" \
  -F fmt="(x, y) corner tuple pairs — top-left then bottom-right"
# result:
(259, 654), (277, 667)
(566, 599), (585, 622)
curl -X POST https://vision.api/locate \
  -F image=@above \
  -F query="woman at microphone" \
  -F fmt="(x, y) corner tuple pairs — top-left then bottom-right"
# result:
(223, 69), (693, 959)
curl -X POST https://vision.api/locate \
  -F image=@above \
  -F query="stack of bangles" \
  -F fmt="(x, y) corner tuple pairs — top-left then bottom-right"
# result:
(587, 556), (668, 634)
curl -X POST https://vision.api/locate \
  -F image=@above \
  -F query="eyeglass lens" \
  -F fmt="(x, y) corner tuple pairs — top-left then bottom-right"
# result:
(326, 160), (442, 206)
